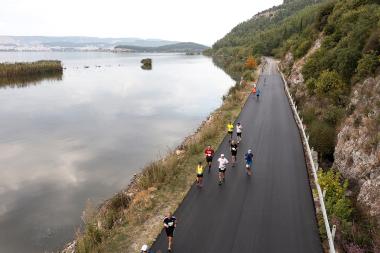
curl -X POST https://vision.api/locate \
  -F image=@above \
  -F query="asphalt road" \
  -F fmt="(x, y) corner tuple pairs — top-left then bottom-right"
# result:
(151, 59), (322, 253)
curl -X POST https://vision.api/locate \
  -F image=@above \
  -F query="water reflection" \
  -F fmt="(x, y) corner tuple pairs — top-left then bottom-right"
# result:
(0, 72), (63, 88)
(0, 52), (233, 252)
(141, 65), (152, 70)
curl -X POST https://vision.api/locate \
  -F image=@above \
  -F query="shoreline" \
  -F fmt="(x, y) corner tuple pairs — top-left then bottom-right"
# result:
(62, 65), (260, 253)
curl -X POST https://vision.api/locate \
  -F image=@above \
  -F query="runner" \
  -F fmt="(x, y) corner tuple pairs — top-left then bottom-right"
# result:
(196, 162), (204, 187)
(163, 212), (177, 252)
(204, 145), (214, 173)
(256, 89), (261, 100)
(217, 154), (229, 185)
(230, 140), (238, 167)
(244, 149), (253, 176)
(227, 122), (234, 140)
(236, 122), (243, 143)
(252, 86), (257, 96)
(140, 244), (149, 253)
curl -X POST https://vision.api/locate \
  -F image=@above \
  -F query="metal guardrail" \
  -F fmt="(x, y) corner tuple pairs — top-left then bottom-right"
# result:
(277, 65), (336, 253)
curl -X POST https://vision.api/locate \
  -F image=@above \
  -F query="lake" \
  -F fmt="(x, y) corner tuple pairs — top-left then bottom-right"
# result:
(0, 52), (234, 252)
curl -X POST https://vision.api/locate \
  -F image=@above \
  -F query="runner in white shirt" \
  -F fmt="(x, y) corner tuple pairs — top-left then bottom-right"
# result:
(236, 122), (243, 143)
(217, 154), (229, 185)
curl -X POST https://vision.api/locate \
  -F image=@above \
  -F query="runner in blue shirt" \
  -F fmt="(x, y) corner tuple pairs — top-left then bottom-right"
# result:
(244, 149), (253, 176)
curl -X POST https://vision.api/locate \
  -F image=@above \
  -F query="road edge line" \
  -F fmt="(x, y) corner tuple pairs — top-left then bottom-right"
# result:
(276, 62), (336, 253)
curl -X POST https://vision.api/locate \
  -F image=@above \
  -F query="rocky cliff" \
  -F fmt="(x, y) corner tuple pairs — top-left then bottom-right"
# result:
(280, 38), (380, 243)
(334, 77), (380, 223)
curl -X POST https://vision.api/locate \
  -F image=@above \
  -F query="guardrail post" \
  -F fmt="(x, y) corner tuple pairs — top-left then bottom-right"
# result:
(323, 188), (326, 198)
(332, 225), (336, 241)
(277, 63), (336, 253)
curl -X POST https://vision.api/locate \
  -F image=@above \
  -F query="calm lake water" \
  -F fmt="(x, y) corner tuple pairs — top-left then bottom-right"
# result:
(0, 52), (233, 252)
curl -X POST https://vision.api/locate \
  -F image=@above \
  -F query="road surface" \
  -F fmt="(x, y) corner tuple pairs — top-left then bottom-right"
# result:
(151, 59), (322, 253)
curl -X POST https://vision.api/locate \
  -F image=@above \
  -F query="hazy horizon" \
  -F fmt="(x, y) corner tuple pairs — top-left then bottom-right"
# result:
(1, 0), (283, 46)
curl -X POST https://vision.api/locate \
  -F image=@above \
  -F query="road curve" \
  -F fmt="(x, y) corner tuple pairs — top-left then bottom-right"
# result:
(151, 59), (322, 253)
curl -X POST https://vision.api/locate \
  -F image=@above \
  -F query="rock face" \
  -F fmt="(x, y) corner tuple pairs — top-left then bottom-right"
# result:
(280, 36), (380, 224)
(334, 77), (380, 222)
(280, 35), (322, 88)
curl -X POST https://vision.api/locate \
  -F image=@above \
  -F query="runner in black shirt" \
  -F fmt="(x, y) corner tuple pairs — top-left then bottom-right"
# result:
(230, 140), (238, 167)
(163, 212), (177, 252)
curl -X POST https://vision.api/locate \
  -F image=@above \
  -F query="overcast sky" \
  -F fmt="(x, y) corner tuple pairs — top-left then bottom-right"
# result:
(1, 0), (282, 46)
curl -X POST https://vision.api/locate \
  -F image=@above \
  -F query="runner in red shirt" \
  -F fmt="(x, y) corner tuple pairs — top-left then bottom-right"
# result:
(204, 145), (215, 173)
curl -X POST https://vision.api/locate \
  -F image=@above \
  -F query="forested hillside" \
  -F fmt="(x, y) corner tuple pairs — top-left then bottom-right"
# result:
(207, 0), (380, 251)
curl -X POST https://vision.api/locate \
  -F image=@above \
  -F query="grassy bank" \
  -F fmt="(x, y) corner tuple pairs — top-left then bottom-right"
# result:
(0, 60), (63, 86)
(71, 68), (258, 253)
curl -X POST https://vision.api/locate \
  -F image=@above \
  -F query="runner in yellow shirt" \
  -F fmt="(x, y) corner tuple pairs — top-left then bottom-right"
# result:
(227, 122), (234, 141)
(196, 162), (204, 187)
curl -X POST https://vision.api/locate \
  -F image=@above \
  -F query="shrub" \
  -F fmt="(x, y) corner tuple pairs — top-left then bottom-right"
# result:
(317, 169), (353, 238)
(302, 49), (335, 80)
(305, 77), (317, 95)
(308, 120), (336, 158)
(355, 53), (379, 80)
(322, 106), (345, 126)
(315, 1), (335, 31)
(242, 70), (254, 81)
(334, 47), (362, 82)
(316, 70), (346, 102)
(301, 106), (317, 125)
(294, 39), (312, 58)
(245, 56), (257, 70)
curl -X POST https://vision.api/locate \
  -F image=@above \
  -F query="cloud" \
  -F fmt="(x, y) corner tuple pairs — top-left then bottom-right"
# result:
(0, 0), (282, 45)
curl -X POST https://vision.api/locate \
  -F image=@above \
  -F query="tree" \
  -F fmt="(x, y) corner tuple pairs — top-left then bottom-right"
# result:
(245, 56), (257, 69)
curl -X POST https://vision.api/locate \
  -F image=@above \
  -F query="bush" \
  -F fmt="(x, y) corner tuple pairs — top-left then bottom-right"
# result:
(302, 49), (335, 80)
(294, 39), (312, 58)
(322, 105), (345, 126)
(301, 106), (317, 125)
(245, 56), (257, 69)
(242, 70), (254, 81)
(355, 53), (379, 80)
(317, 169), (353, 237)
(305, 77), (317, 94)
(308, 120), (336, 158)
(316, 70), (346, 102)
(334, 47), (362, 82)
(317, 169), (352, 219)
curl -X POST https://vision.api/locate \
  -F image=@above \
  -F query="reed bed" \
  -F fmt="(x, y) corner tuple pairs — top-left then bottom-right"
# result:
(0, 60), (63, 87)
(0, 60), (62, 78)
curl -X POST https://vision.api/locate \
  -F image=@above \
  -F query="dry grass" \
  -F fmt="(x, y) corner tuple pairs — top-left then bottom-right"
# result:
(73, 70), (257, 253)
(0, 60), (63, 87)
(0, 60), (62, 77)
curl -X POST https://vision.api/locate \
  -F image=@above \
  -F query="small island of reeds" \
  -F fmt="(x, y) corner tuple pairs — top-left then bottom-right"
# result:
(0, 60), (63, 87)
(140, 58), (152, 70)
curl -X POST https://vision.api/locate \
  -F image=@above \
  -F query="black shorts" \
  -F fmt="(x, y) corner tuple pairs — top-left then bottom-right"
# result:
(231, 151), (237, 156)
(165, 228), (174, 237)
(228, 131), (233, 135)
(197, 174), (203, 178)
(237, 132), (242, 137)
(219, 168), (226, 173)
(206, 156), (213, 163)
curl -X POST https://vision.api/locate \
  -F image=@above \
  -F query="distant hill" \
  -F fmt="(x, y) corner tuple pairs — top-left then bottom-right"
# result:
(0, 36), (180, 51)
(114, 42), (209, 53)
